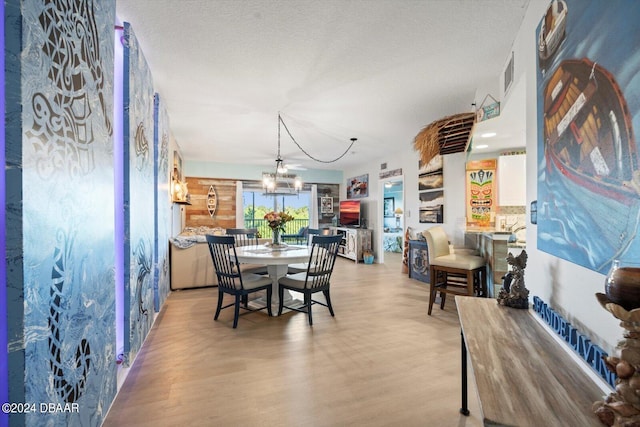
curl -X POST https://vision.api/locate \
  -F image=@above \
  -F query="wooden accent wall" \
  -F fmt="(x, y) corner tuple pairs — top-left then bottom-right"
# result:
(184, 177), (237, 229)
(184, 178), (340, 229)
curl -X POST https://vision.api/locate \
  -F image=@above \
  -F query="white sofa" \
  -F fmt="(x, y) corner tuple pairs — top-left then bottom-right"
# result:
(169, 227), (270, 290)
(170, 241), (219, 290)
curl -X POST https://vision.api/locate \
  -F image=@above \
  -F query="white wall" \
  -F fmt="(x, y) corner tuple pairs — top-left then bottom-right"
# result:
(341, 0), (621, 354)
(342, 139), (468, 258)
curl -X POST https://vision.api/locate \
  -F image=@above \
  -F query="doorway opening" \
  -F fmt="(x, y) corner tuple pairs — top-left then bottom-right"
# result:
(378, 176), (404, 265)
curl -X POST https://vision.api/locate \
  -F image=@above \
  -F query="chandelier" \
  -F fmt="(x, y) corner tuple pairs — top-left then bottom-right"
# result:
(262, 113), (303, 196)
(261, 112), (361, 196)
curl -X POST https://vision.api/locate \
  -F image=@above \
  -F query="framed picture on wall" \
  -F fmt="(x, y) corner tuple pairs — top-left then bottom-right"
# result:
(346, 174), (368, 199)
(321, 196), (333, 214)
(419, 190), (444, 224)
(384, 197), (395, 217)
(418, 155), (443, 191)
(173, 150), (183, 182)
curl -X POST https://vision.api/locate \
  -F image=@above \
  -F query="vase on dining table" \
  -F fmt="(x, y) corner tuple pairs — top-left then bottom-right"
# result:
(268, 229), (287, 249)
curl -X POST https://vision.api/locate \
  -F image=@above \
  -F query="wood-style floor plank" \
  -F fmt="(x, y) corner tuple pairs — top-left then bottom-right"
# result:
(102, 253), (482, 427)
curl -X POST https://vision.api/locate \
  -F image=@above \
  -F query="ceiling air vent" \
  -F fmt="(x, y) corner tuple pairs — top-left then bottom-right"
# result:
(380, 162), (387, 170)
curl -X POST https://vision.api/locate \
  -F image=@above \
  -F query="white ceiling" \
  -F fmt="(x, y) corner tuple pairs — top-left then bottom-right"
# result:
(115, 0), (531, 171)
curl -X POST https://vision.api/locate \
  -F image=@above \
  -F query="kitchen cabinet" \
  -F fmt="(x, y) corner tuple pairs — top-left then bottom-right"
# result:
(465, 232), (509, 297)
(498, 154), (526, 206)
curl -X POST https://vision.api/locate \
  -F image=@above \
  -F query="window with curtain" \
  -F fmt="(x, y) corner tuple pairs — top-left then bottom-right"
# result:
(242, 182), (312, 238)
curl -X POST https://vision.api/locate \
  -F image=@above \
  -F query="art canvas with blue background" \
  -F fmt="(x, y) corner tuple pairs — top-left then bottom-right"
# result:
(123, 22), (155, 363)
(154, 94), (171, 311)
(21, 1), (117, 425)
(536, 0), (640, 274)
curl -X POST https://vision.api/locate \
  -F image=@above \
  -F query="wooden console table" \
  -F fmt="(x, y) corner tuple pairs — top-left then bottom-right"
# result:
(456, 296), (605, 426)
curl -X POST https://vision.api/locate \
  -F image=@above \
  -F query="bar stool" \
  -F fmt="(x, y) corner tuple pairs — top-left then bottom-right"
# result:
(423, 226), (487, 315)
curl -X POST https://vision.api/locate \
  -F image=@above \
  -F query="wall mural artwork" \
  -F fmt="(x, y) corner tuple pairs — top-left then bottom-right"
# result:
(536, 0), (640, 274)
(154, 94), (171, 311)
(21, 0), (116, 425)
(25, 0), (113, 180)
(123, 22), (155, 364)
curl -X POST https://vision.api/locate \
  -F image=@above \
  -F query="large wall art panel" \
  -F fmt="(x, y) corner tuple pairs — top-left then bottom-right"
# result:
(122, 22), (155, 363)
(536, 0), (640, 274)
(154, 94), (171, 311)
(21, 1), (116, 426)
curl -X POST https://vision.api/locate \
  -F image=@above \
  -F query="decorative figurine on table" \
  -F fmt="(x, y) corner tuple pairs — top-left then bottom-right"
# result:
(497, 250), (529, 309)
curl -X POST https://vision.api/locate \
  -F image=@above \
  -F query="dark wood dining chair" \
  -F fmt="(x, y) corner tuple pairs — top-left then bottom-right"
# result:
(278, 235), (342, 325)
(206, 235), (273, 328)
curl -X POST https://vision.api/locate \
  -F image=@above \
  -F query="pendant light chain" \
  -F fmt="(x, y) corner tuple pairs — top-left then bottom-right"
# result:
(278, 113), (356, 164)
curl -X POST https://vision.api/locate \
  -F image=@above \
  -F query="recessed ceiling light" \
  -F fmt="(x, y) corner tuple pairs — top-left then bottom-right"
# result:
(480, 132), (497, 138)
(475, 144), (489, 149)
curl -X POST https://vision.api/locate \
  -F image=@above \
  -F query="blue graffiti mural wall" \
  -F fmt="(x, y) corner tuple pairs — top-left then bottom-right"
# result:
(21, 1), (117, 426)
(154, 94), (171, 311)
(122, 22), (155, 362)
(536, 0), (640, 274)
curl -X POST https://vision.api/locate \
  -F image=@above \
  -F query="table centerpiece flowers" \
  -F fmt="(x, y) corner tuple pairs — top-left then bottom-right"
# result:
(264, 211), (294, 248)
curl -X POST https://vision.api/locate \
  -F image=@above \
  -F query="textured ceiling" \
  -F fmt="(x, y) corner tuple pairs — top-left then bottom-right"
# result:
(115, 0), (531, 171)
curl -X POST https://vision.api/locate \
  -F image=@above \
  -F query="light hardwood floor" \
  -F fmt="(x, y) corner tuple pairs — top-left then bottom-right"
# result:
(102, 253), (482, 427)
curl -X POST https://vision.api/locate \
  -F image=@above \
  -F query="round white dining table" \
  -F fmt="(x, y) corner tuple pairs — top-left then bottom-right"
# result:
(233, 244), (311, 314)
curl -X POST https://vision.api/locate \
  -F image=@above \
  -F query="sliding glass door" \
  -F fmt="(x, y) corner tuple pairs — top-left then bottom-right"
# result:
(242, 190), (311, 238)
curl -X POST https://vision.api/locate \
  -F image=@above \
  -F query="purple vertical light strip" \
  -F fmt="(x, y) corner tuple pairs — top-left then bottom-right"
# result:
(0, 0), (8, 424)
(113, 26), (125, 363)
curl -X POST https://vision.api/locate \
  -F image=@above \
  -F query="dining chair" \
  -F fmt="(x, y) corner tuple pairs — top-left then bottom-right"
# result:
(278, 235), (342, 325)
(206, 235), (273, 328)
(423, 226), (487, 315)
(287, 228), (320, 274)
(225, 228), (260, 246)
(225, 228), (267, 275)
(306, 228), (320, 241)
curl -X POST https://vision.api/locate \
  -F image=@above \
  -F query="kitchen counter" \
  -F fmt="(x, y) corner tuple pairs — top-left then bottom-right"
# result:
(464, 230), (525, 297)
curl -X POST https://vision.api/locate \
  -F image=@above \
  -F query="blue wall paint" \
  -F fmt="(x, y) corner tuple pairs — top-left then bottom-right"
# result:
(21, 1), (117, 426)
